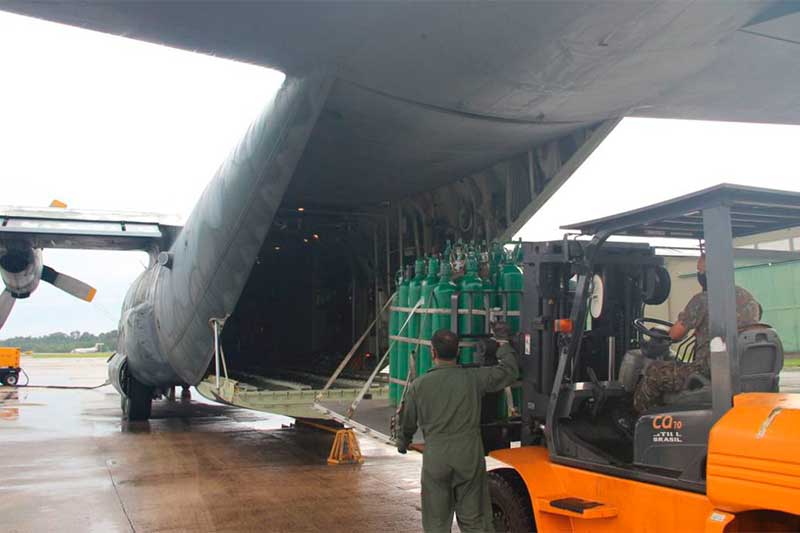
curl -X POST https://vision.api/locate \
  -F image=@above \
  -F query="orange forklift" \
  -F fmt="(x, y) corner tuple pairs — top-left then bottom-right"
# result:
(486, 185), (799, 532)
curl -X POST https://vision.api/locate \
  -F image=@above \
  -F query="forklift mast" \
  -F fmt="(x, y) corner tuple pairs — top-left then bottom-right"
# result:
(517, 239), (667, 446)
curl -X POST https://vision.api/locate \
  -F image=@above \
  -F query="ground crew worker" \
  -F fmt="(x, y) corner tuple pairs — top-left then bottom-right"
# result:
(396, 325), (518, 533)
(633, 255), (761, 413)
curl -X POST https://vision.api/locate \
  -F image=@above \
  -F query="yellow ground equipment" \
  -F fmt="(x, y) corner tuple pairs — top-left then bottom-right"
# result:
(485, 185), (800, 532)
(297, 419), (364, 465)
(0, 347), (21, 386)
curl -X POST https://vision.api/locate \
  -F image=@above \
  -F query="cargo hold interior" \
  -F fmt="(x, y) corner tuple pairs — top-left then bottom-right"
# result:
(216, 120), (606, 394)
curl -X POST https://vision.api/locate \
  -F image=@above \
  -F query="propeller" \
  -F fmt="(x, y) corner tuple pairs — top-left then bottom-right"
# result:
(0, 200), (97, 331)
(41, 265), (97, 302)
(0, 290), (14, 330)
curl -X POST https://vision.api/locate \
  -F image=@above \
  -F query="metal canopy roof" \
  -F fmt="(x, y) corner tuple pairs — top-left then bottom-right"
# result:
(561, 184), (800, 239)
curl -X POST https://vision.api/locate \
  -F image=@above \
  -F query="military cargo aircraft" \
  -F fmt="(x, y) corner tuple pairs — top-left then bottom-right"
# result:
(2, 2), (800, 419)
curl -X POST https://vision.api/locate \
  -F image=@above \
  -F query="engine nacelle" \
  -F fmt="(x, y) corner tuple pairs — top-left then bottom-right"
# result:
(0, 247), (42, 298)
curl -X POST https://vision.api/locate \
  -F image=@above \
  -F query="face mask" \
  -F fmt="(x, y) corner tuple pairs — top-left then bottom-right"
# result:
(697, 272), (707, 291)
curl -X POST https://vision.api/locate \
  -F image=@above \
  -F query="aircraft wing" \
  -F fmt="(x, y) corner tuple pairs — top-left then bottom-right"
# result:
(0, 206), (181, 252)
(3, 2), (799, 209)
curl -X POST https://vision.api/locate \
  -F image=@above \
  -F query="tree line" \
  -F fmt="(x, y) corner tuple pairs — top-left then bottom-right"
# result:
(0, 330), (118, 353)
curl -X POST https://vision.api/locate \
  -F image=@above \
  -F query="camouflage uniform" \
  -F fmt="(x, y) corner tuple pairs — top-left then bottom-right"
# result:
(633, 286), (761, 413)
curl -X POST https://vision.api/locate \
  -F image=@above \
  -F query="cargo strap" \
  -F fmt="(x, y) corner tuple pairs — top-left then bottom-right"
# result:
(389, 306), (520, 317)
(388, 335), (477, 348)
(345, 297), (425, 418)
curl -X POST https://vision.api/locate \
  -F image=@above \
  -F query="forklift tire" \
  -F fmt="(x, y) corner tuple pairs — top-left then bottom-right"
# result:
(488, 470), (536, 533)
(3, 373), (18, 386)
(124, 376), (153, 421)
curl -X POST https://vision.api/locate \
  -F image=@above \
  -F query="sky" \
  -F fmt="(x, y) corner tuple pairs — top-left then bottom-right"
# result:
(1, 10), (799, 339)
(514, 118), (800, 242)
(0, 11), (283, 338)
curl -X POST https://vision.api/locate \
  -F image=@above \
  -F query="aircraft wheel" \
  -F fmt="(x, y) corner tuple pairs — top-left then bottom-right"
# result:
(125, 375), (153, 421)
(488, 470), (535, 533)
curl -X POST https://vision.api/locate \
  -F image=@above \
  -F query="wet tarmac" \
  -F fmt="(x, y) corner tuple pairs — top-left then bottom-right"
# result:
(0, 357), (424, 532)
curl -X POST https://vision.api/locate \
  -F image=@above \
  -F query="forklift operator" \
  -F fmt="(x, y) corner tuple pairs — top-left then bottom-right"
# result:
(397, 324), (518, 533)
(633, 255), (762, 413)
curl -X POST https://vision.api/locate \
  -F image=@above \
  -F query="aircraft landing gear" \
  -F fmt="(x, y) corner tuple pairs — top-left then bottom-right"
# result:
(180, 386), (191, 400)
(123, 375), (153, 421)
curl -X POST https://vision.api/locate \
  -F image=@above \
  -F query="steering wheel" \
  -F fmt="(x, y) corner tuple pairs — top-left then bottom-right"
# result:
(633, 317), (676, 343)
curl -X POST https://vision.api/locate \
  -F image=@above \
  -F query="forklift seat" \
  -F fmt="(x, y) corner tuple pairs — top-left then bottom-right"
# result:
(662, 326), (783, 407)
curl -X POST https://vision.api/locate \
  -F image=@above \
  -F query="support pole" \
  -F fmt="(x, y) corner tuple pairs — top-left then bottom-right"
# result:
(351, 269), (356, 345)
(373, 224), (380, 355)
(385, 215), (391, 300)
(412, 208), (421, 257)
(607, 336), (616, 381)
(505, 163), (513, 227)
(213, 321), (220, 390)
(398, 204), (404, 269)
(703, 205), (738, 421)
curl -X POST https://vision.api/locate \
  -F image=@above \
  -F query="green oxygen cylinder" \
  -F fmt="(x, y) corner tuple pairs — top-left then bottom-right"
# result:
(496, 240), (524, 417)
(388, 269), (403, 405)
(430, 261), (457, 364)
(401, 258), (425, 392)
(417, 255), (440, 376)
(393, 265), (413, 405)
(498, 243), (523, 333)
(458, 252), (484, 364)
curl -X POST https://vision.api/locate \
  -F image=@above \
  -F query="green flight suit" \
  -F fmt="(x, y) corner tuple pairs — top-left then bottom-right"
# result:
(397, 343), (519, 533)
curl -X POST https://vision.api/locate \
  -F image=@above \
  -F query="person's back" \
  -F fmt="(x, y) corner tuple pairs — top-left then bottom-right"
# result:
(398, 327), (518, 533)
(410, 363), (490, 443)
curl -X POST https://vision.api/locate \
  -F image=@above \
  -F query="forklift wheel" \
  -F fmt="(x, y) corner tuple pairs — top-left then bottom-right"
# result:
(488, 470), (535, 533)
(3, 373), (18, 386)
(124, 376), (153, 422)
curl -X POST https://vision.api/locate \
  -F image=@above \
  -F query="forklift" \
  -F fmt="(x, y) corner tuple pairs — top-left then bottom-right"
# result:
(486, 184), (799, 532)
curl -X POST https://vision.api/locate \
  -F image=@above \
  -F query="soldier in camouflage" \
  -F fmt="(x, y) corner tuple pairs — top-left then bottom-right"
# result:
(633, 255), (762, 413)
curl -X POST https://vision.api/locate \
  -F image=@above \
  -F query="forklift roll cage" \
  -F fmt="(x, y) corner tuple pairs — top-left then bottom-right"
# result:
(537, 184), (800, 491)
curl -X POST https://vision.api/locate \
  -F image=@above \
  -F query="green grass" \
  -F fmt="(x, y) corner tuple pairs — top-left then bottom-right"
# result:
(27, 352), (113, 359)
(784, 357), (800, 369)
